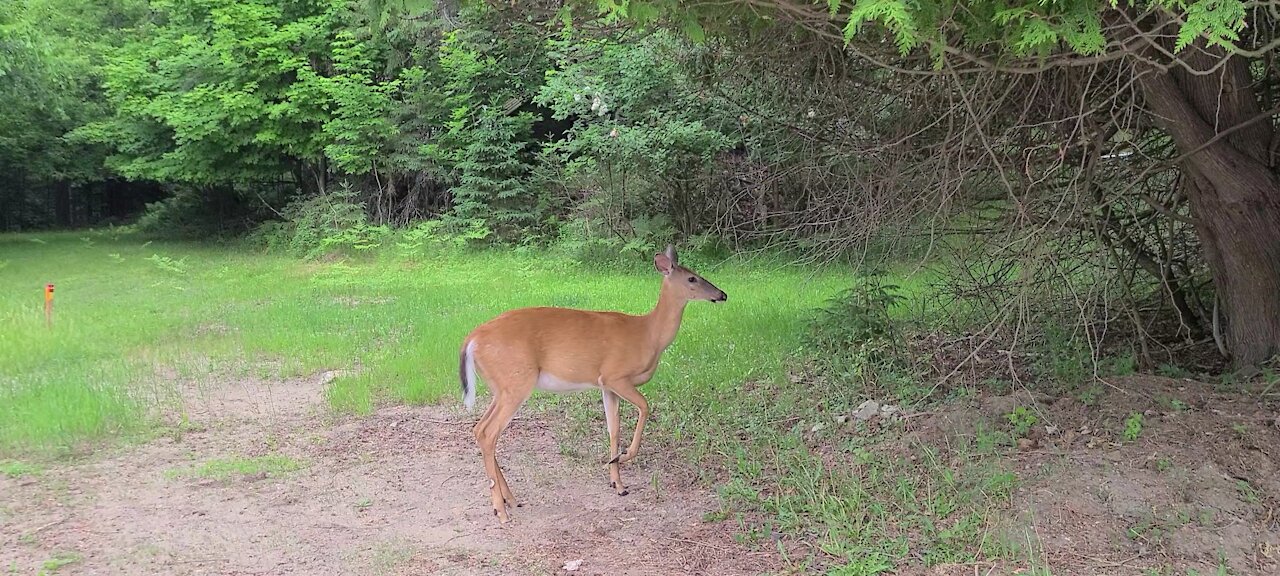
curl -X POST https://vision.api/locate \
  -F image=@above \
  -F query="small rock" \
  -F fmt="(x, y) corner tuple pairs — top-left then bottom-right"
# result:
(852, 400), (880, 421)
(1016, 438), (1037, 450)
(810, 422), (825, 433)
(1045, 425), (1059, 436)
(879, 404), (901, 419)
(563, 559), (583, 572)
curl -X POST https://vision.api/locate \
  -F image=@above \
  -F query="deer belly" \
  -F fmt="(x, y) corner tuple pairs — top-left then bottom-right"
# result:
(535, 372), (599, 393)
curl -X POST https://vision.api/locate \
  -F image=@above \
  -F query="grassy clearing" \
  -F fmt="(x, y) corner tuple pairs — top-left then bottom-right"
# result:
(0, 230), (851, 453)
(165, 454), (306, 481)
(1, 230), (1022, 572)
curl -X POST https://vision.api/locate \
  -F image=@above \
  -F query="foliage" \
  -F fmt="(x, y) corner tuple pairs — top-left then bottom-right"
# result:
(1123, 412), (1145, 442)
(81, 0), (343, 185)
(590, 1), (1252, 58)
(803, 275), (909, 390)
(419, 23), (542, 235)
(537, 29), (735, 239)
(0, 0), (144, 229)
(1006, 406), (1039, 438)
(254, 186), (390, 258)
(132, 185), (263, 238)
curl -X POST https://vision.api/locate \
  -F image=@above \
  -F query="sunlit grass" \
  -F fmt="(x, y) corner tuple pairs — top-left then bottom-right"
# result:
(165, 454), (306, 481)
(0, 230), (852, 455)
(0, 230), (1025, 572)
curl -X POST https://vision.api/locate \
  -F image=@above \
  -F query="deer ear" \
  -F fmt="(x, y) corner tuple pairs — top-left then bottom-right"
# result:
(654, 251), (674, 275)
(664, 244), (678, 265)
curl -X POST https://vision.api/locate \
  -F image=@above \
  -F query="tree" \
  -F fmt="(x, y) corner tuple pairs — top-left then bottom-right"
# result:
(575, 0), (1279, 367)
(0, 0), (146, 229)
(537, 30), (734, 238)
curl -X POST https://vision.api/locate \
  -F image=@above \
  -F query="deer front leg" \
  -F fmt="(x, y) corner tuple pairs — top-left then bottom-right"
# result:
(601, 388), (626, 495)
(609, 385), (649, 465)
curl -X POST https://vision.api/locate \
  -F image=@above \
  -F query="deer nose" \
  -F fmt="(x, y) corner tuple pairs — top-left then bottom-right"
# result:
(714, 291), (728, 303)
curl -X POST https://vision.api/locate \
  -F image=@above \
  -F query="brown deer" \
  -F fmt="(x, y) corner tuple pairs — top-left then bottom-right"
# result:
(459, 245), (727, 522)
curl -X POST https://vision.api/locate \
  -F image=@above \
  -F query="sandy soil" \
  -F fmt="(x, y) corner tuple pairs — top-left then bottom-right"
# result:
(0, 374), (762, 576)
(3, 373), (1277, 575)
(913, 375), (1280, 575)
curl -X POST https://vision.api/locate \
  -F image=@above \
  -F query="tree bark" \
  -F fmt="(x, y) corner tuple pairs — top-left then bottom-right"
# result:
(1136, 49), (1280, 367)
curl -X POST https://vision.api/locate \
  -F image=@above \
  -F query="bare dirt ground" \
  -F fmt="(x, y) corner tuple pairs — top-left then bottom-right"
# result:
(916, 375), (1280, 575)
(3, 373), (1277, 575)
(0, 374), (761, 576)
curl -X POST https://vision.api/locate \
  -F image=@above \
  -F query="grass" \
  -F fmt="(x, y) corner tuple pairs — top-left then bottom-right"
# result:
(0, 230), (853, 453)
(165, 454), (306, 481)
(0, 459), (42, 478)
(0, 230), (1024, 573)
(38, 551), (79, 574)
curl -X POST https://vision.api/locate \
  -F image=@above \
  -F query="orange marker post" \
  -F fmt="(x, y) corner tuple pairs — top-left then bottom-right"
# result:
(44, 283), (55, 328)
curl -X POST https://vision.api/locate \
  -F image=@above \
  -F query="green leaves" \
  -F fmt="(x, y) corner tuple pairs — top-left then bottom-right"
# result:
(82, 0), (414, 185)
(845, 0), (921, 54)
(681, 17), (706, 44)
(0, 0), (129, 186)
(588, 1), (1252, 60)
(1176, 0), (1247, 51)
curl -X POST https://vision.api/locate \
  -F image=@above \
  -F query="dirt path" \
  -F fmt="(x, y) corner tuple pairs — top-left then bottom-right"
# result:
(8, 373), (1277, 575)
(0, 376), (761, 575)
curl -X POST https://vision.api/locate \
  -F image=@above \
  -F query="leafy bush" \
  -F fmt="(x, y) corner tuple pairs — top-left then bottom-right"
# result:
(253, 186), (386, 258)
(553, 214), (679, 268)
(1006, 406), (1038, 438)
(1123, 412), (1145, 442)
(537, 30), (735, 239)
(133, 186), (254, 238)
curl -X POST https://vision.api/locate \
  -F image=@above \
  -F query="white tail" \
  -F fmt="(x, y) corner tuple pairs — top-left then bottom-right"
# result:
(458, 245), (727, 523)
(459, 340), (477, 411)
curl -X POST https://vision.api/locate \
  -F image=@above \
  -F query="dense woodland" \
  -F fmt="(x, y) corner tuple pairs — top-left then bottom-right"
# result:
(3, 0), (1279, 370)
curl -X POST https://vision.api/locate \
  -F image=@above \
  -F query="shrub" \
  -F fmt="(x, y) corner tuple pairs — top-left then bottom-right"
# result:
(802, 275), (908, 392)
(252, 186), (385, 258)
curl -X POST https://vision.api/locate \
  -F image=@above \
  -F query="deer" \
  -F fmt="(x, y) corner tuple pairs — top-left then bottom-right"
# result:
(458, 245), (728, 523)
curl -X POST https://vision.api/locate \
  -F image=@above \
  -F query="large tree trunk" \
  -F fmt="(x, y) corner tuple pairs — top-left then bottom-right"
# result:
(1136, 47), (1280, 367)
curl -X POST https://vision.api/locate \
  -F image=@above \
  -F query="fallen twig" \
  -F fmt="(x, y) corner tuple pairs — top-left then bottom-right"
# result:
(31, 517), (67, 533)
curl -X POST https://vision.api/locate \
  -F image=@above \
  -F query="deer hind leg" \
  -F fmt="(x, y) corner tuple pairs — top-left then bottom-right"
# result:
(474, 383), (528, 523)
(601, 388), (626, 495)
(476, 399), (516, 507)
(608, 384), (649, 465)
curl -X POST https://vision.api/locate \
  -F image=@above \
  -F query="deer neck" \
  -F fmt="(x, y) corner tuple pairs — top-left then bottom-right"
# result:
(645, 280), (688, 353)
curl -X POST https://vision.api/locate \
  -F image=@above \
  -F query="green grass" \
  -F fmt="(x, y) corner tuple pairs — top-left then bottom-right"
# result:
(165, 454), (305, 481)
(0, 459), (43, 478)
(38, 551), (80, 574)
(1, 230), (1020, 572)
(0, 230), (852, 453)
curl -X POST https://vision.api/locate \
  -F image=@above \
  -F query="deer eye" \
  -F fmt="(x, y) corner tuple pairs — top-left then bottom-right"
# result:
(687, 277), (697, 283)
